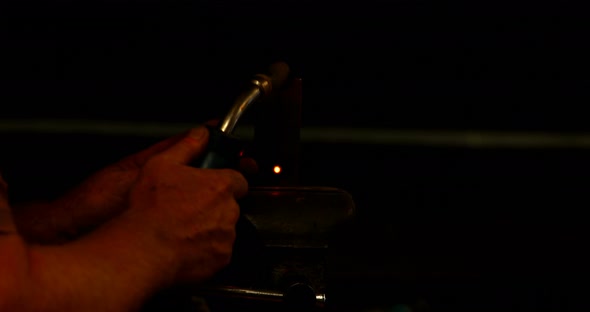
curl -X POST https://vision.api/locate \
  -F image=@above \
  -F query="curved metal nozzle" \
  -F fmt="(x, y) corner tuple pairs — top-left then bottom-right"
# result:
(218, 76), (270, 133)
(218, 62), (290, 134)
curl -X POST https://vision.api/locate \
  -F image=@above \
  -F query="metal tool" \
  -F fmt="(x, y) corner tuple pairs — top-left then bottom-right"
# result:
(195, 62), (291, 169)
(192, 187), (356, 312)
(143, 64), (358, 312)
(197, 285), (326, 308)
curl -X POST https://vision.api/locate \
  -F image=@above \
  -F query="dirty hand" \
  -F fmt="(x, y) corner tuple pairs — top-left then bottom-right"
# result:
(15, 121), (256, 244)
(13, 128), (190, 243)
(122, 126), (248, 283)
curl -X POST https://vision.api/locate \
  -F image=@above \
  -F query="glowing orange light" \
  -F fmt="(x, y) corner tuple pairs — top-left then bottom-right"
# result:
(273, 165), (282, 174)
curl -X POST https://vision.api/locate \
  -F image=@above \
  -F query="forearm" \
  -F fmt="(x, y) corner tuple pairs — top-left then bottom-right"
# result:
(12, 200), (76, 244)
(4, 214), (177, 312)
(12, 172), (129, 244)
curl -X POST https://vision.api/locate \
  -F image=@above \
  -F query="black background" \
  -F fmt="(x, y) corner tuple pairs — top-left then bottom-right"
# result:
(1, 0), (589, 130)
(2, 0), (590, 311)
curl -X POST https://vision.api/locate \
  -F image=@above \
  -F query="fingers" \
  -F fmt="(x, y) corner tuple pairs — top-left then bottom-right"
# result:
(129, 131), (189, 166)
(239, 157), (259, 176)
(149, 120), (249, 199)
(219, 169), (249, 199)
(157, 127), (210, 165)
(129, 119), (218, 166)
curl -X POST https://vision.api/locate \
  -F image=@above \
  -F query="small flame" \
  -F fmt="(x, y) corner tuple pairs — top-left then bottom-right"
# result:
(273, 165), (282, 174)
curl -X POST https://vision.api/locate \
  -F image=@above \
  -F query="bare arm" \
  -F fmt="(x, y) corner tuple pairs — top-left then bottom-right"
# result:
(1, 126), (248, 311)
(11, 131), (187, 244)
(1, 172), (174, 311)
(1, 216), (175, 312)
(11, 120), (254, 245)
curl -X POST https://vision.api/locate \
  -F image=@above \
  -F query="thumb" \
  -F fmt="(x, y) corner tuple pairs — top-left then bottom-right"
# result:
(158, 126), (210, 165)
(119, 131), (188, 168)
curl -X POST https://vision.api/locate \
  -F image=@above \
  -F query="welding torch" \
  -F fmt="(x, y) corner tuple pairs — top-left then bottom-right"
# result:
(194, 62), (290, 169)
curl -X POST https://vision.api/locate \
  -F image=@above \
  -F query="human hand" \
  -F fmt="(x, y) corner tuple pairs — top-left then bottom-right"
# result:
(13, 129), (188, 244)
(15, 120), (256, 244)
(121, 125), (248, 284)
(4, 127), (247, 312)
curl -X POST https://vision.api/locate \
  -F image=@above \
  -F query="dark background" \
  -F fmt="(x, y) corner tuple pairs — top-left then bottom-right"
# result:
(2, 0), (589, 130)
(2, 0), (590, 311)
